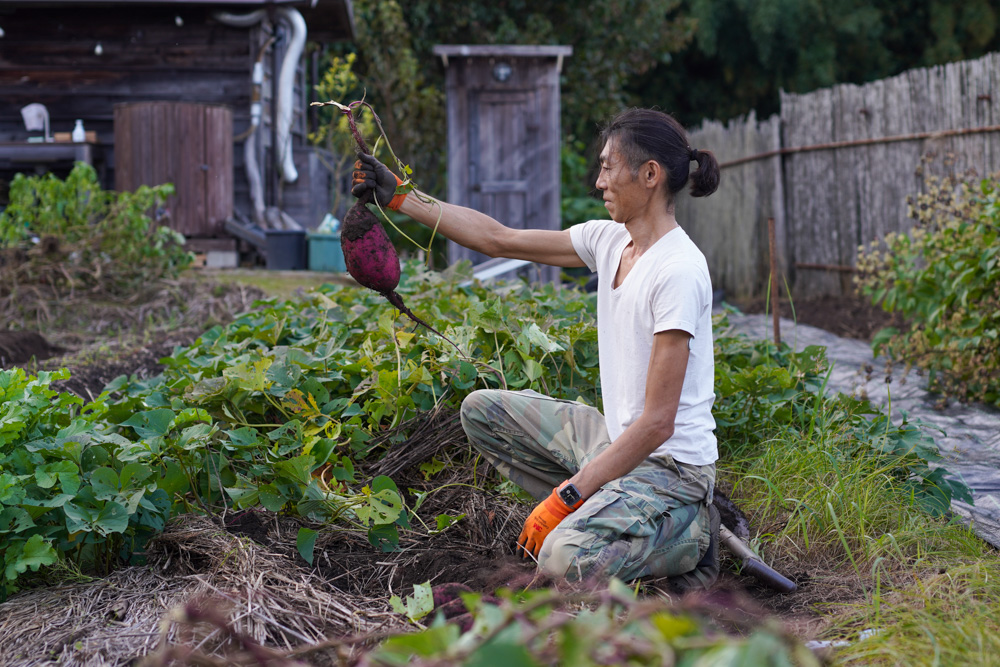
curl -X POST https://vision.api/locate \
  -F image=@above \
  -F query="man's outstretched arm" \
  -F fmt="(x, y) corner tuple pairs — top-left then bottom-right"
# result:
(353, 153), (585, 268)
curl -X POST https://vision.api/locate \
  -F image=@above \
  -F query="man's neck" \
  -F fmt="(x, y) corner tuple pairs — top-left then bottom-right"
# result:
(624, 210), (678, 255)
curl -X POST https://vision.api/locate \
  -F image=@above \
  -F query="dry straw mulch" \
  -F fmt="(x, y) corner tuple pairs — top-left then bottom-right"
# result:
(0, 514), (401, 666)
(0, 410), (532, 666)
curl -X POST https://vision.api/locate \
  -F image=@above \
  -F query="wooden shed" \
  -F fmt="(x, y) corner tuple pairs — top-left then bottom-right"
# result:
(0, 0), (355, 249)
(433, 45), (571, 283)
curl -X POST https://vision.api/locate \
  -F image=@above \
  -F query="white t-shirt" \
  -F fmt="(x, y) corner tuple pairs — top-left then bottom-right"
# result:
(570, 219), (718, 465)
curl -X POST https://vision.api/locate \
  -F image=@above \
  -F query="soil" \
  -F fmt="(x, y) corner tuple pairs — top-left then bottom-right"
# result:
(730, 291), (904, 341)
(46, 328), (202, 400)
(0, 330), (64, 366)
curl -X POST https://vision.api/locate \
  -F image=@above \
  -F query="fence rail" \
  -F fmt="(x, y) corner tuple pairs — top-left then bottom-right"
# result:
(675, 51), (1000, 300)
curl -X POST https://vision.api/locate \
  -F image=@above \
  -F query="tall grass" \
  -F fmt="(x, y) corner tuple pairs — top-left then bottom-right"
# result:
(727, 435), (981, 576)
(714, 312), (999, 664)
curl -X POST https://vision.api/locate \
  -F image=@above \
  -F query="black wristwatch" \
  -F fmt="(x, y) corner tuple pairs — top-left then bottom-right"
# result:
(558, 482), (583, 509)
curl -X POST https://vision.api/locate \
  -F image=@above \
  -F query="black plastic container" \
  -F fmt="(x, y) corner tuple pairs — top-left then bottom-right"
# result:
(264, 230), (307, 270)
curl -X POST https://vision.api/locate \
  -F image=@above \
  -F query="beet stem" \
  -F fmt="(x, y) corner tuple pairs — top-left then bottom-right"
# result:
(384, 290), (461, 351)
(345, 106), (370, 156)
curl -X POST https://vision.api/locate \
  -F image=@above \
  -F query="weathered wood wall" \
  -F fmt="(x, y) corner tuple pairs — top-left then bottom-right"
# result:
(678, 51), (1000, 300)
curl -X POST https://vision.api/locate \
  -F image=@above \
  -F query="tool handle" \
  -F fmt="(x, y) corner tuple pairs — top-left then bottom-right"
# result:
(740, 557), (797, 593)
(719, 525), (797, 593)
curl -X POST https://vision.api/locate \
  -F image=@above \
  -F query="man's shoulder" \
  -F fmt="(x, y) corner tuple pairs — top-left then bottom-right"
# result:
(572, 219), (626, 253)
(572, 218), (620, 238)
(655, 231), (710, 273)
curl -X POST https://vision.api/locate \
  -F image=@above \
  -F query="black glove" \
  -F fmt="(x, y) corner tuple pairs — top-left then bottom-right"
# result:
(351, 153), (400, 208)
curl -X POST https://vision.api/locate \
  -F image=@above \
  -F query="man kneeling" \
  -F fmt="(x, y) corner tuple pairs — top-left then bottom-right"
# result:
(352, 108), (722, 587)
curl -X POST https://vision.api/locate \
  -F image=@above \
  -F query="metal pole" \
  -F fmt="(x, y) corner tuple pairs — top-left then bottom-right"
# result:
(768, 217), (781, 347)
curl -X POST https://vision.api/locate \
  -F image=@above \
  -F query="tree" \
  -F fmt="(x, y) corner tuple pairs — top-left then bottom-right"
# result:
(630, 0), (1000, 127)
(318, 0), (695, 196)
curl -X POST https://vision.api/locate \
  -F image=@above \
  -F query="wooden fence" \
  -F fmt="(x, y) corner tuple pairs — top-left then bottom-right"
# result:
(675, 51), (1000, 299)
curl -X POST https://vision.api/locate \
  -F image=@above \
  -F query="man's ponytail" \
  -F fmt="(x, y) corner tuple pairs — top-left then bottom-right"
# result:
(601, 109), (721, 206)
(688, 149), (720, 198)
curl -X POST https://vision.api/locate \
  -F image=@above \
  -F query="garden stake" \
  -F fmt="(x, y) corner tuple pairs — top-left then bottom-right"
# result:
(768, 217), (781, 347)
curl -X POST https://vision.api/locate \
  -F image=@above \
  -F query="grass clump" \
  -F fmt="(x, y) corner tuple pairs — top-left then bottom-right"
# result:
(835, 559), (1000, 666)
(712, 309), (998, 664)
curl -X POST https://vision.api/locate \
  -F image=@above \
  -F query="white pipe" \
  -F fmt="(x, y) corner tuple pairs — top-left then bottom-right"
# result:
(274, 7), (306, 184)
(213, 9), (269, 225)
(244, 52), (268, 225)
(244, 128), (266, 226)
(212, 9), (266, 27)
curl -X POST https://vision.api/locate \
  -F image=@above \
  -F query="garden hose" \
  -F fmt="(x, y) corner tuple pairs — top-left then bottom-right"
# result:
(720, 525), (797, 593)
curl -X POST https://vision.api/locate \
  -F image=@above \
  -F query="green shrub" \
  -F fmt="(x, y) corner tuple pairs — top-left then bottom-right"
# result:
(0, 264), (971, 599)
(0, 163), (192, 298)
(856, 169), (1000, 407)
(0, 262), (600, 596)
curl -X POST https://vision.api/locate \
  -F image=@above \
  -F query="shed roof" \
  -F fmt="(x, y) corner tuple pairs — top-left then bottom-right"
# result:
(5, 0), (355, 41)
(432, 45), (573, 58)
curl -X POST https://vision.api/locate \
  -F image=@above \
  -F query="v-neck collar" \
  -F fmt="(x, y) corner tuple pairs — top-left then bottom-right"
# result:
(611, 226), (680, 292)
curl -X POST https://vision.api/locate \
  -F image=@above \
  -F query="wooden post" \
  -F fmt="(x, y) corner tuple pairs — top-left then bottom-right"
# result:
(768, 217), (781, 347)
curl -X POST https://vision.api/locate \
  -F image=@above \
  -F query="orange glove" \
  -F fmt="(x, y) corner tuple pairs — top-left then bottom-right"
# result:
(351, 154), (408, 210)
(517, 483), (583, 560)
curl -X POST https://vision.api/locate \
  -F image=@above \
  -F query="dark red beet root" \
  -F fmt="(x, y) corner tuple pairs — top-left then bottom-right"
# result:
(340, 102), (462, 352)
(341, 199), (402, 294)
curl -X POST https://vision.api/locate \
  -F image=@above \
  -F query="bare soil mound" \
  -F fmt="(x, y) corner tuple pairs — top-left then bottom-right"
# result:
(0, 330), (64, 366)
(47, 328), (201, 400)
(732, 292), (904, 341)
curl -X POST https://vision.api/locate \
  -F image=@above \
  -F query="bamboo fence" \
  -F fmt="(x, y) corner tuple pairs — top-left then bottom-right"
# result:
(675, 51), (1000, 299)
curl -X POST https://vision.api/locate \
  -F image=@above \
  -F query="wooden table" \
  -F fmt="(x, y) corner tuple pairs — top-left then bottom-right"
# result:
(0, 141), (98, 171)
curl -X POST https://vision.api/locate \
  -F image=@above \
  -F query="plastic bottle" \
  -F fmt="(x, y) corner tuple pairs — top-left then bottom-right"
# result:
(72, 119), (85, 142)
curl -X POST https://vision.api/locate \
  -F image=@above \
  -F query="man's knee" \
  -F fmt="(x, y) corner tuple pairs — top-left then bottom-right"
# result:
(537, 528), (586, 579)
(459, 389), (488, 426)
(537, 528), (627, 581)
(460, 389), (503, 443)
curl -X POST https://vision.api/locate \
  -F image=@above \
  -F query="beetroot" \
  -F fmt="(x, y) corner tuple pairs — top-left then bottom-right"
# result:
(341, 198), (401, 294)
(339, 103), (456, 347)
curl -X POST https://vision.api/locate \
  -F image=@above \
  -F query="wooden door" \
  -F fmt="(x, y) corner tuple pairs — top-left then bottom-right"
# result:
(470, 90), (536, 225)
(115, 102), (232, 237)
(438, 47), (569, 283)
(463, 90), (540, 265)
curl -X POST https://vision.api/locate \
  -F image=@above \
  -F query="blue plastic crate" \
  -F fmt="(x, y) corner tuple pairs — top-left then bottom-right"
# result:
(308, 232), (346, 272)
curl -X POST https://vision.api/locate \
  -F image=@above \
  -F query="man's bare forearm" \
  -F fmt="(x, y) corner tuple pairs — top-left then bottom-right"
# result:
(568, 414), (674, 499)
(394, 189), (585, 268)
(396, 189), (505, 257)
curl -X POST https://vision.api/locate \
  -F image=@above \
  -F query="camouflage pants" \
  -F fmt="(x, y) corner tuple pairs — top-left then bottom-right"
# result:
(460, 389), (716, 586)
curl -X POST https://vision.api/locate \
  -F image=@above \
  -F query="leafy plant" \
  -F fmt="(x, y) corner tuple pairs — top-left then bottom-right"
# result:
(309, 52), (377, 219)
(0, 368), (169, 599)
(0, 261), (973, 601)
(856, 167), (1000, 407)
(0, 262), (600, 596)
(0, 163), (192, 299)
(370, 579), (820, 666)
(389, 581), (435, 623)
